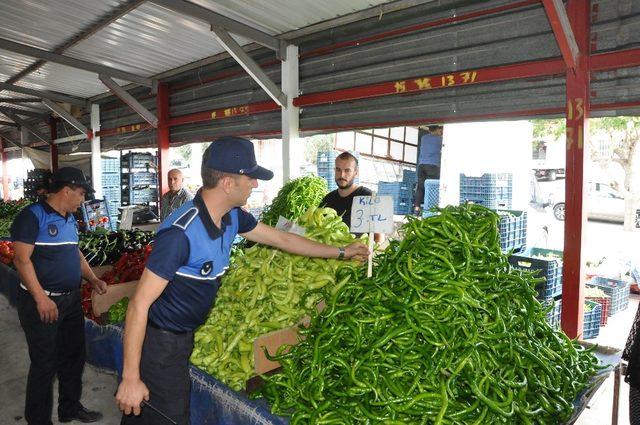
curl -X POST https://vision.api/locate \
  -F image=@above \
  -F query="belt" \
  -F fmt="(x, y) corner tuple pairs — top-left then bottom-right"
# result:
(19, 283), (75, 297)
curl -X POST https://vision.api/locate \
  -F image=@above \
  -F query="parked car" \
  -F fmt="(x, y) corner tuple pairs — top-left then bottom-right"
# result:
(552, 182), (625, 223)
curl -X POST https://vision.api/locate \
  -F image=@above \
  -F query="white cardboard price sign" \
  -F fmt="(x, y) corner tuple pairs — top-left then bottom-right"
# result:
(350, 195), (394, 235)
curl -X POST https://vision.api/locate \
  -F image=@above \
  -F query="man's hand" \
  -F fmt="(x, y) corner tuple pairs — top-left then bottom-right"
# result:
(35, 295), (58, 323)
(115, 378), (150, 416)
(344, 242), (370, 263)
(89, 277), (108, 295)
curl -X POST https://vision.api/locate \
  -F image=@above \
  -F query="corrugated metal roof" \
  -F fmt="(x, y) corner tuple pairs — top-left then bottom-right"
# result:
(0, 0), (399, 102)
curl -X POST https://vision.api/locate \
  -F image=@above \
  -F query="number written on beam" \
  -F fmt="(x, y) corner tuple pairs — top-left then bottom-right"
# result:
(210, 105), (250, 121)
(394, 71), (478, 94)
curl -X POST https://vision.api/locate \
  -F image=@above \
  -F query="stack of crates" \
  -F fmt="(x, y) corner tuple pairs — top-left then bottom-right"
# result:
(401, 169), (417, 210)
(509, 248), (562, 328)
(24, 169), (52, 201)
(317, 151), (338, 191)
(459, 173), (512, 209)
(497, 210), (527, 253)
(121, 152), (158, 210)
(423, 179), (440, 217)
(316, 151), (359, 192)
(509, 248), (563, 300)
(587, 276), (630, 316)
(101, 157), (120, 227)
(583, 300), (603, 339)
(543, 299), (562, 329)
(377, 181), (412, 215)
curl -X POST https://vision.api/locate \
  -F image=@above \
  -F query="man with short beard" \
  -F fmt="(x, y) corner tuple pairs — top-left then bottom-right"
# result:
(319, 152), (382, 242)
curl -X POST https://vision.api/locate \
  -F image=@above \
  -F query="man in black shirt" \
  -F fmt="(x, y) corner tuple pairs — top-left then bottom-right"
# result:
(319, 152), (382, 242)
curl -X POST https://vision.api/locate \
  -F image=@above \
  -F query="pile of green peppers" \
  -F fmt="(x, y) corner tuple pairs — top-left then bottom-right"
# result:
(259, 176), (328, 226)
(257, 204), (599, 424)
(191, 207), (359, 391)
(107, 297), (129, 324)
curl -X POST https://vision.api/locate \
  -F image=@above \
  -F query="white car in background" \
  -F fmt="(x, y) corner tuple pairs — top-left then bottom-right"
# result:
(552, 182), (625, 223)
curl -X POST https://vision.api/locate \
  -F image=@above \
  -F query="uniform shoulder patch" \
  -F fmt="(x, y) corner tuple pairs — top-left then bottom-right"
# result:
(172, 207), (199, 230)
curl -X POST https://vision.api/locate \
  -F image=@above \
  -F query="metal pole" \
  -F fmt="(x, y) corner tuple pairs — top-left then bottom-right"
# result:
(91, 104), (102, 199)
(281, 44), (299, 184)
(156, 83), (170, 209)
(49, 117), (58, 172)
(0, 137), (9, 200)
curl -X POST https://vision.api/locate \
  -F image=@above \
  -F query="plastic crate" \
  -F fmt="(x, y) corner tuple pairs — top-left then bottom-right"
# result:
(583, 300), (602, 339)
(509, 248), (562, 300)
(122, 152), (156, 169)
(544, 299), (562, 329)
(423, 179), (440, 212)
(81, 199), (114, 231)
(403, 169), (417, 183)
(101, 157), (120, 173)
(101, 173), (120, 188)
(122, 172), (157, 186)
(586, 276), (630, 316)
(585, 296), (609, 326)
(317, 151), (338, 164)
(123, 188), (158, 204)
(498, 210), (527, 253)
(459, 173), (512, 209)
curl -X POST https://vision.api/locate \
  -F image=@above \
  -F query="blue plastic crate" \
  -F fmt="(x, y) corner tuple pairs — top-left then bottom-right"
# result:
(101, 157), (120, 174)
(317, 151), (338, 164)
(122, 172), (157, 186)
(101, 173), (120, 187)
(123, 188), (157, 204)
(403, 169), (417, 182)
(498, 210), (527, 253)
(423, 179), (440, 213)
(509, 248), (563, 300)
(102, 187), (121, 204)
(543, 299), (562, 329)
(583, 300), (602, 339)
(459, 173), (513, 209)
(587, 276), (630, 316)
(122, 152), (156, 169)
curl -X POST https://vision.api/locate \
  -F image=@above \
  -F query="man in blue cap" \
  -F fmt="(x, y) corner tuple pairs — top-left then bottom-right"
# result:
(11, 167), (107, 424)
(115, 137), (369, 424)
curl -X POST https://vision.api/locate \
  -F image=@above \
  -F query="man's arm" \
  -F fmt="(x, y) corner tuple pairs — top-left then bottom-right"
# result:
(13, 241), (58, 323)
(115, 269), (169, 416)
(241, 223), (369, 261)
(79, 250), (107, 295)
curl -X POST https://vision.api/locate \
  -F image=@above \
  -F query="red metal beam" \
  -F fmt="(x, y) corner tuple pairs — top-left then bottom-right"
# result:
(0, 138), (9, 200)
(295, 59), (566, 107)
(591, 48), (640, 72)
(49, 117), (58, 173)
(542, 0), (580, 70)
(157, 83), (170, 200)
(561, 0), (590, 340)
(167, 101), (279, 127)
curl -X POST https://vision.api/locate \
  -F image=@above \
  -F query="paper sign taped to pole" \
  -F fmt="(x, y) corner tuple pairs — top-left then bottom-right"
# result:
(350, 196), (394, 234)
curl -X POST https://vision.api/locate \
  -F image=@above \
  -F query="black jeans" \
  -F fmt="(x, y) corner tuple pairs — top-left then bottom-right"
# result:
(414, 164), (441, 208)
(121, 324), (193, 425)
(17, 288), (85, 425)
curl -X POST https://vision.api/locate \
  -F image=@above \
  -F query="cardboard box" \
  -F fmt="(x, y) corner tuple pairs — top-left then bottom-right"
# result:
(253, 300), (325, 375)
(91, 280), (138, 316)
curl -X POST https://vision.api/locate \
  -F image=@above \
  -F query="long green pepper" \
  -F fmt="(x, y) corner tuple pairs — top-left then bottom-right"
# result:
(256, 204), (600, 424)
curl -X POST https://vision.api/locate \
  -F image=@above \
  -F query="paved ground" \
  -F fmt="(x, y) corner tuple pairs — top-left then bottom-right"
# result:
(0, 295), (122, 425)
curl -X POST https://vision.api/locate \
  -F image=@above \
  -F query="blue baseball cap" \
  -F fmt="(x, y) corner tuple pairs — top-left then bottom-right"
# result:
(203, 136), (273, 180)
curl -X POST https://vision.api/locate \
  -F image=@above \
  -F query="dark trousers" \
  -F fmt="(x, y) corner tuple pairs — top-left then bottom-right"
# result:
(414, 164), (441, 208)
(121, 324), (193, 425)
(17, 288), (85, 425)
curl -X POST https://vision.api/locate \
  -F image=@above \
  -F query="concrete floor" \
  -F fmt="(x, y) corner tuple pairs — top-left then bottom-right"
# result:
(0, 295), (122, 425)
(0, 291), (636, 425)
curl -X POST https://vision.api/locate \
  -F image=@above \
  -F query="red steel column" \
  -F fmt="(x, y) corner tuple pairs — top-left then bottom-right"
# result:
(561, 0), (590, 339)
(49, 117), (58, 172)
(156, 83), (170, 205)
(0, 138), (9, 200)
